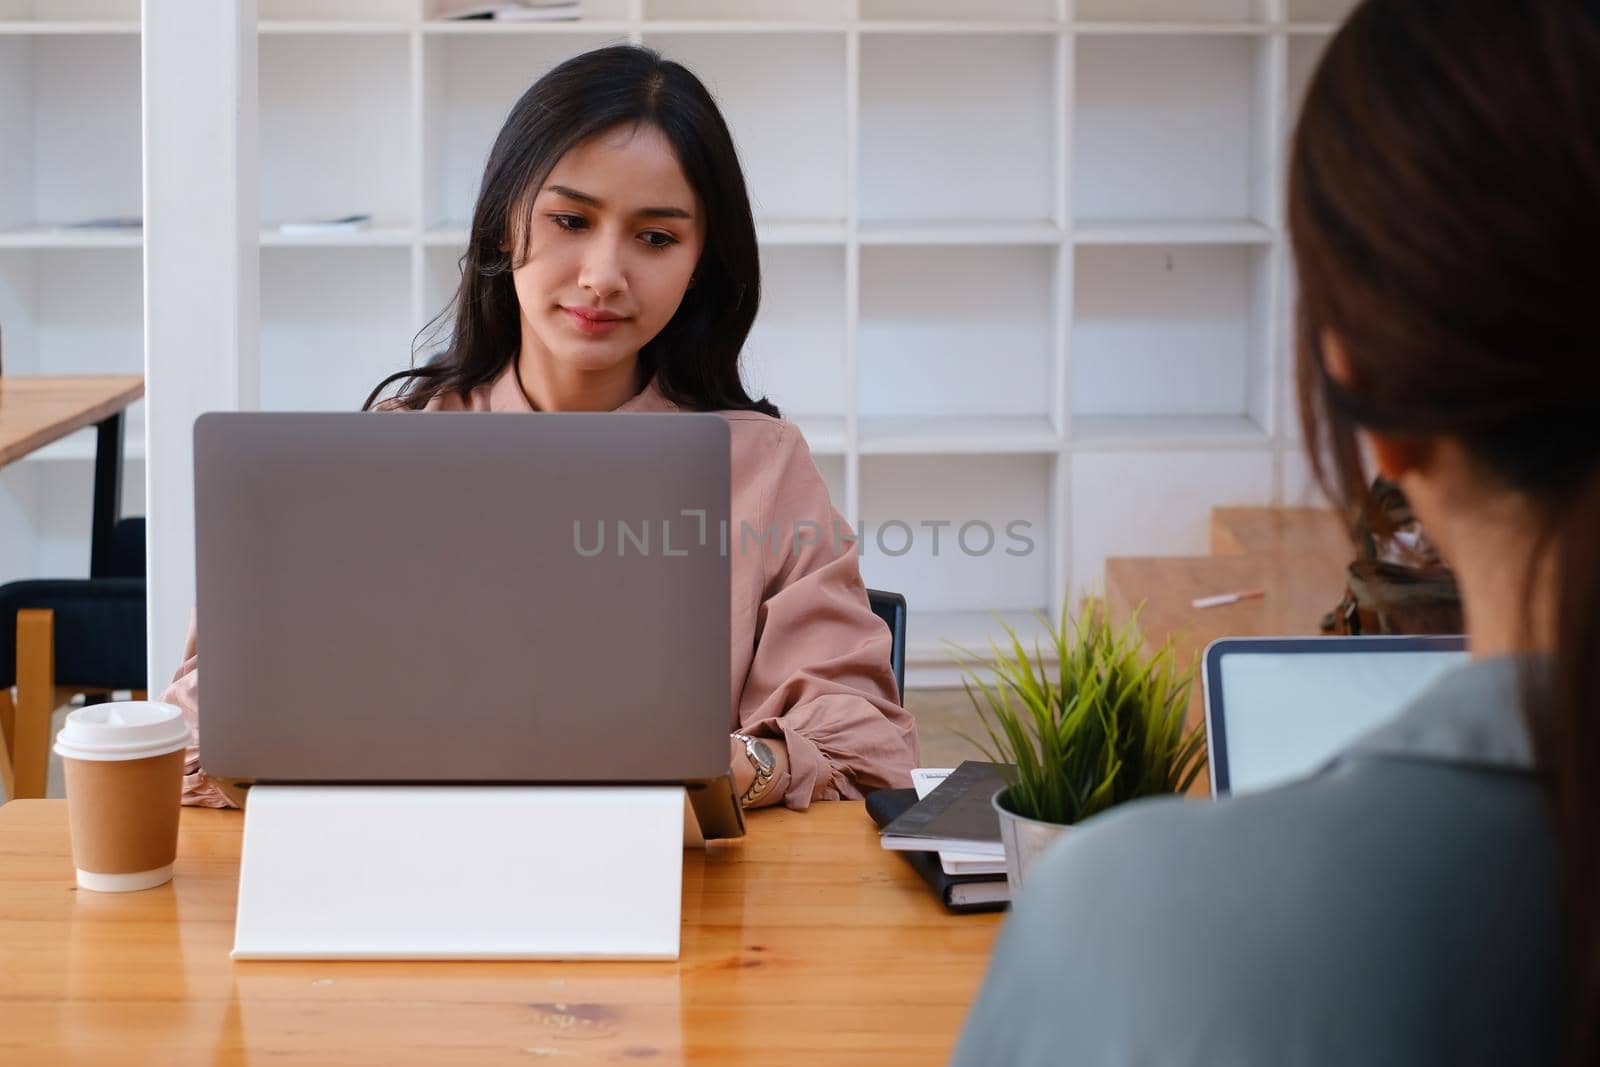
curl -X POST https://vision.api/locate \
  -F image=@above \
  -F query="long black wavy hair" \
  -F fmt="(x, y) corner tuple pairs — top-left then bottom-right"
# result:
(364, 43), (778, 417)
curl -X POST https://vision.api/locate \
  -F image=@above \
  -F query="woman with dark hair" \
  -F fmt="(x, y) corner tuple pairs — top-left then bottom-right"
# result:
(951, 1), (1596, 1063)
(164, 44), (917, 813)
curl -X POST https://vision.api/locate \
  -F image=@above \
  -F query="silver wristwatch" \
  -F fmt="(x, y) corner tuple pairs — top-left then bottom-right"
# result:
(732, 733), (777, 808)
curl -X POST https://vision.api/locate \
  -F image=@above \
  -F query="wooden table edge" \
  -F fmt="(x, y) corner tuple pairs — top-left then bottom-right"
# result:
(0, 375), (145, 467)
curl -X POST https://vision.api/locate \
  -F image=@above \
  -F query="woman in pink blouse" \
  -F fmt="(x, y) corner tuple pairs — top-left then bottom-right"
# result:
(167, 44), (918, 812)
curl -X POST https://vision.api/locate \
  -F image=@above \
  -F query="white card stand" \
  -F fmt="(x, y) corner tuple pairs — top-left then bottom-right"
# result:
(232, 785), (688, 960)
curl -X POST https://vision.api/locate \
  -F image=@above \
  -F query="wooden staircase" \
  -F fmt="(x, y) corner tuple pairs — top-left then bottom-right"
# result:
(1105, 506), (1351, 795)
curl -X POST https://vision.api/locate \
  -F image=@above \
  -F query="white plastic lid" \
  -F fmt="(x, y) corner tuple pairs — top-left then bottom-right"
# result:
(53, 701), (192, 763)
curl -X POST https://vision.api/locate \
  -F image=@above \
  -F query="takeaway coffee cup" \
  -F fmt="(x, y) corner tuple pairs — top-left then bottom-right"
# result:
(53, 701), (191, 893)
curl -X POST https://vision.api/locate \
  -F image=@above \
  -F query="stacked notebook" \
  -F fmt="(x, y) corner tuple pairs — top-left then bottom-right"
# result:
(868, 760), (1015, 913)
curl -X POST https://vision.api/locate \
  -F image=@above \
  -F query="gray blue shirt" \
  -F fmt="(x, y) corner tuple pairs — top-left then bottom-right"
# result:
(951, 657), (1563, 1066)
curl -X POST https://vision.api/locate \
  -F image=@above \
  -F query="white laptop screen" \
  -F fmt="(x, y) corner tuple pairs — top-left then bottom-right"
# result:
(1207, 639), (1469, 796)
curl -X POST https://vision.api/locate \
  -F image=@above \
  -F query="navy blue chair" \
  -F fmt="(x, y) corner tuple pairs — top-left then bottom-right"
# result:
(865, 588), (907, 702)
(1, 519), (146, 801)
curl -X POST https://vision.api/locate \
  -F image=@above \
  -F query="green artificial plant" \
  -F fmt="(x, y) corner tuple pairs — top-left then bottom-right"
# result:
(951, 595), (1208, 827)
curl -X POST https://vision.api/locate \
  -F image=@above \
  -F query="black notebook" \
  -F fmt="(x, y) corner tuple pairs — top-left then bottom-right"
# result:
(866, 789), (1009, 913)
(878, 760), (1015, 857)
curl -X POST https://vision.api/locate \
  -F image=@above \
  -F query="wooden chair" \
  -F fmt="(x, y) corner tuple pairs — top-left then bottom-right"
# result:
(1, 584), (149, 800)
(2, 520), (148, 801)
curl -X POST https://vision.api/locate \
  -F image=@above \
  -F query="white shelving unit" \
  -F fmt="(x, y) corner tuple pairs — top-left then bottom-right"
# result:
(0, 5), (145, 583)
(1, 0), (1361, 683)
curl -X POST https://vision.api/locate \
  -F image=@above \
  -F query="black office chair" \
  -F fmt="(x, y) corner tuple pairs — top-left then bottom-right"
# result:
(865, 588), (907, 702)
(0, 518), (146, 801)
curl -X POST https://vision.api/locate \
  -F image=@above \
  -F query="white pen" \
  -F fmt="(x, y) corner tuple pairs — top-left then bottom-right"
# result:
(1192, 588), (1266, 610)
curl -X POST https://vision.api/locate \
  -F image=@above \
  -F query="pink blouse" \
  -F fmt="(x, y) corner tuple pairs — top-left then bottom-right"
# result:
(165, 363), (919, 810)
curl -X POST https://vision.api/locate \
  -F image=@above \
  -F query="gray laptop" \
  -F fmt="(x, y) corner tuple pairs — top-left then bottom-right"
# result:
(1202, 635), (1469, 797)
(194, 410), (744, 839)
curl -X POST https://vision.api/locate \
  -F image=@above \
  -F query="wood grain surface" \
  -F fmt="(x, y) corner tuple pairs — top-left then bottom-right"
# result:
(1209, 506), (1348, 561)
(0, 375), (143, 467)
(1106, 507), (1353, 796)
(0, 799), (1001, 1066)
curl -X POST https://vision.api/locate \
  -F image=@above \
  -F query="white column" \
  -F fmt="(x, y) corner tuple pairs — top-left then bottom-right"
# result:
(143, 0), (259, 690)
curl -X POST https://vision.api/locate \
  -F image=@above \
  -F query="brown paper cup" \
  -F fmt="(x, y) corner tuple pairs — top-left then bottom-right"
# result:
(54, 701), (191, 893)
(62, 749), (186, 892)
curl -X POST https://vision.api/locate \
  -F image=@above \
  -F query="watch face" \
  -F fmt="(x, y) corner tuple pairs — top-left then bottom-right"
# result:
(750, 738), (776, 774)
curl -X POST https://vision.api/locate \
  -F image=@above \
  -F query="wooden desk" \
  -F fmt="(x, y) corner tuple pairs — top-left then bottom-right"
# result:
(1208, 507), (1348, 561)
(0, 799), (1001, 1066)
(0, 375), (144, 576)
(1106, 551), (1348, 678)
(1106, 509), (1351, 796)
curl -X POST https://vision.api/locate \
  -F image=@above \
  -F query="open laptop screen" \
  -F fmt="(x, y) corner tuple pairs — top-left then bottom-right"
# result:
(1203, 636), (1469, 797)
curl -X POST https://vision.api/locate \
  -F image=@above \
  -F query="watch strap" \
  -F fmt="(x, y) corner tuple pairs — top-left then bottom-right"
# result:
(733, 733), (776, 807)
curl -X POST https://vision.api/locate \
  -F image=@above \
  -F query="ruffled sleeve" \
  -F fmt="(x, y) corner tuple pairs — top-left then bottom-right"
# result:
(734, 424), (919, 809)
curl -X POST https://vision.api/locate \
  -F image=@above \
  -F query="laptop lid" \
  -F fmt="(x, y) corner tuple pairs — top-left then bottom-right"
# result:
(1202, 635), (1469, 797)
(194, 411), (740, 832)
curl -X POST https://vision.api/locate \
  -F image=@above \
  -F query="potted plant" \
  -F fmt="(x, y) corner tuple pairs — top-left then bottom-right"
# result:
(950, 595), (1207, 894)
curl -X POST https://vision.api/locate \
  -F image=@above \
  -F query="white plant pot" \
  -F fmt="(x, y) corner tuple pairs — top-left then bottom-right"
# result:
(992, 786), (1071, 897)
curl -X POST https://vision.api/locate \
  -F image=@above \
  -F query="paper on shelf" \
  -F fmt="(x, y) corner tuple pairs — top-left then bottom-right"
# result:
(57, 217), (143, 230)
(277, 214), (373, 235)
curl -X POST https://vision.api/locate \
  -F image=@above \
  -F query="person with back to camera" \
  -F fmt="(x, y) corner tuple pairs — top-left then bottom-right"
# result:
(163, 45), (918, 814)
(952, 1), (1598, 1063)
